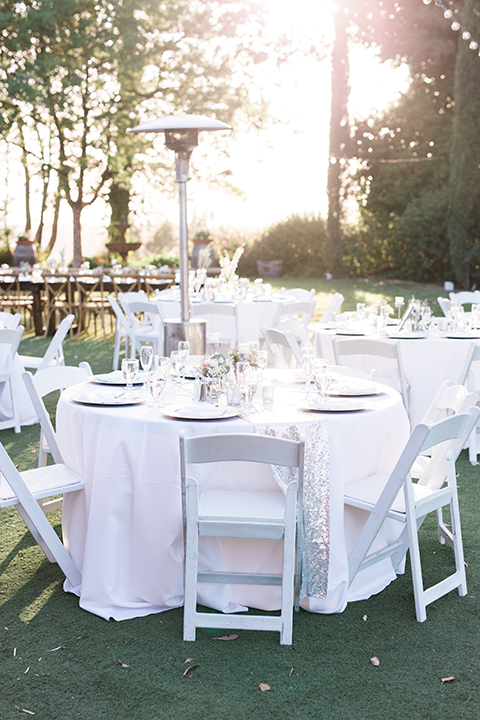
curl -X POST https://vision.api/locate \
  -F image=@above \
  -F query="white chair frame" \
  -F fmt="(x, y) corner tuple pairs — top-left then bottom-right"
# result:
(0, 440), (83, 587)
(23, 363), (93, 481)
(458, 343), (480, 465)
(107, 295), (131, 370)
(190, 303), (237, 350)
(345, 409), (479, 622)
(0, 312), (21, 329)
(318, 293), (344, 324)
(273, 300), (316, 347)
(121, 300), (164, 358)
(333, 336), (410, 415)
(261, 326), (303, 368)
(19, 314), (74, 373)
(0, 326), (25, 433)
(180, 431), (305, 645)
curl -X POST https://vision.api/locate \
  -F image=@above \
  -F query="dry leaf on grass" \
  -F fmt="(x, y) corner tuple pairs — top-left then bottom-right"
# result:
(362, 615), (368, 622)
(212, 634), (238, 641)
(48, 646), (64, 652)
(15, 709), (35, 716)
(370, 656), (380, 667)
(182, 664), (199, 678)
(441, 676), (455, 683)
(259, 683), (271, 692)
(118, 661), (130, 668)
(185, 658), (195, 663)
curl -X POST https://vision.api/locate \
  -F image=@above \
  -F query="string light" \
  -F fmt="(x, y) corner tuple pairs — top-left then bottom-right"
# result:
(423, 0), (480, 57)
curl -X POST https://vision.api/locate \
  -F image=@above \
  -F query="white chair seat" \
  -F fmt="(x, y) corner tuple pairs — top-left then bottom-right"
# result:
(345, 473), (434, 516)
(199, 489), (287, 535)
(1, 464), (84, 507)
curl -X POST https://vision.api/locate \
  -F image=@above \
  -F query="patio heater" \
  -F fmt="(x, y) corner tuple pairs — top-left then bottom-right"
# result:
(128, 114), (231, 355)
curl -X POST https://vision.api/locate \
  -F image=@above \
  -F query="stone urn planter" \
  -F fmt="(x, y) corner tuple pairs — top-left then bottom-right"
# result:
(106, 241), (142, 264)
(256, 260), (283, 278)
(13, 238), (37, 267)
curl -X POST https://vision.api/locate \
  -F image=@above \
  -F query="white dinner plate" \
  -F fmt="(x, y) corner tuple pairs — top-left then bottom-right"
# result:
(91, 370), (146, 386)
(299, 398), (369, 413)
(387, 333), (427, 340)
(161, 403), (239, 420)
(327, 382), (380, 397)
(335, 330), (365, 336)
(70, 389), (146, 406)
(445, 332), (480, 339)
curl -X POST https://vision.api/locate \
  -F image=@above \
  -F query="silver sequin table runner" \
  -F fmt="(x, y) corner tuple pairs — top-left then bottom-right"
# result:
(253, 420), (330, 600)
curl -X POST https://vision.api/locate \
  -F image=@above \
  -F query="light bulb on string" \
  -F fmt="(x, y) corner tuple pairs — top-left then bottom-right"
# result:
(470, 40), (479, 50)
(462, 30), (472, 40)
(451, 20), (461, 31)
(443, 9), (453, 19)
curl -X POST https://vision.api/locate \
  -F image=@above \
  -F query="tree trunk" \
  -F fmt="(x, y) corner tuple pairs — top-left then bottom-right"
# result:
(43, 193), (61, 259)
(324, 2), (350, 277)
(447, 0), (480, 289)
(71, 202), (83, 267)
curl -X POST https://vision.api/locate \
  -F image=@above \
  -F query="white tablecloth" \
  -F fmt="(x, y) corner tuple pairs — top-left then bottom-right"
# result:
(315, 329), (479, 427)
(57, 377), (409, 620)
(156, 299), (283, 345)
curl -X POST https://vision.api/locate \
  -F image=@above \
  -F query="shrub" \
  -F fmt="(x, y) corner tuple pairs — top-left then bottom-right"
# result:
(240, 214), (326, 278)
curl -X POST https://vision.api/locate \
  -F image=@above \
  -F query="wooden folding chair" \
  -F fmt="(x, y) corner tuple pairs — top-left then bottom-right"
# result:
(345, 409), (479, 622)
(180, 431), (305, 645)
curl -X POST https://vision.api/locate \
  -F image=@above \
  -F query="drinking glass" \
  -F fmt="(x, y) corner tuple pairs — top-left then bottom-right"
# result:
(170, 350), (183, 380)
(140, 345), (154, 386)
(121, 358), (139, 391)
(147, 372), (166, 407)
(314, 360), (332, 401)
(257, 350), (269, 376)
(301, 348), (314, 399)
(177, 340), (190, 383)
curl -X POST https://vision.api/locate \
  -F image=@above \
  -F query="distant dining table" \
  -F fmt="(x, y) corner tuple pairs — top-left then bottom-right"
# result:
(314, 327), (480, 427)
(57, 371), (409, 621)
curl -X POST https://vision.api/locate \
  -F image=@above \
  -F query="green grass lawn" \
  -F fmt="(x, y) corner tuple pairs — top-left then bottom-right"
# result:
(1, 277), (478, 720)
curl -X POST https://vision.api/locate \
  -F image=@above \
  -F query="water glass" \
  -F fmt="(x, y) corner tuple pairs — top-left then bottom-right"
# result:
(147, 372), (166, 407)
(122, 358), (139, 390)
(301, 350), (314, 399)
(262, 383), (274, 411)
(140, 345), (154, 386)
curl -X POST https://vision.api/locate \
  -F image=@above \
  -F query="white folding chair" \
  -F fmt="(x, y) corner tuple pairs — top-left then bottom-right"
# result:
(333, 336), (410, 415)
(449, 290), (480, 308)
(19, 314), (74, 373)
(180, 431), (305, 645)
(318, 293), (344, 324)
(261, 326), (303, 369)
(107, 294), (132, 370)
(280, 287), (316, 302)
(23, 363), (93, 480)
(458, 344), (480, 464)
(121, 300), (164, 358)
(411, 379), (478, 477)
(273, 300), (316, 347)
(190, 303), (237, 350)
(345, 408), (479, 622)
(0, 440), (83, 587)
(0, 326), (25, 433)
(437, 297), (452, 318)
(0, 312), (21, 329)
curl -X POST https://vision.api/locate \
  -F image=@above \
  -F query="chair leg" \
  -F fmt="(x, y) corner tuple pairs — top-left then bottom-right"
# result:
(183, 479), (199, 641)
(449, 494), (467, 597)
(407, 516), (427, 622)
(279, 484), (297, 645)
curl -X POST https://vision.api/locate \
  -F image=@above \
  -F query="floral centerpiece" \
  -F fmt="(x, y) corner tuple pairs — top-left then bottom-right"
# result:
(198, 353), (230, 402)
(200, 353), (230, 379)
(229, 345), (259, 369)
(218, 245), (244, 285)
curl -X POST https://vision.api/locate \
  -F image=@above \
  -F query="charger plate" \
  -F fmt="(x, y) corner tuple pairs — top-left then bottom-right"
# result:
(70, 390), (146, 406)
(91, 370), (146, 386)
(161, 403), (239, 420)
(299, 398), (369, 413)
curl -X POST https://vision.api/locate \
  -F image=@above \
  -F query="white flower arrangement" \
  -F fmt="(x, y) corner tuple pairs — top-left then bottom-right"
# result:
(218, 245), (244, 284)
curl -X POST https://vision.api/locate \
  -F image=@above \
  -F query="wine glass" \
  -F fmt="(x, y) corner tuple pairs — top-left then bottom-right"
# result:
(301, 349), (314, 399)
(140, 345), (154, 387)
(147, 372), (166, 407)
(121, 358), (139, 391)
(177, 340), (191, 383)
(170, 350), (183, 381)
(314, 360), (332, 402)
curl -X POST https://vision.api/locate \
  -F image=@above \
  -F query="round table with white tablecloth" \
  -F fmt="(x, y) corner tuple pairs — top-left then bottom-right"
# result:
(57, 375), (409, 621)
(314, 328), (479, 427)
